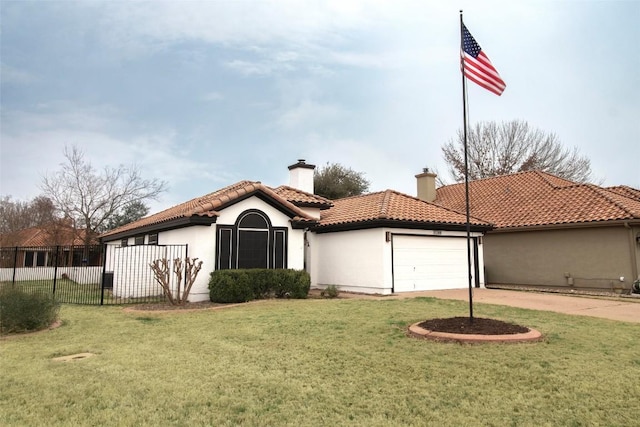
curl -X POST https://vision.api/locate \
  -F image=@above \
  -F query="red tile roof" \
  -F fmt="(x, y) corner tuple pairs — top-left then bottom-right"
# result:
(272, 185), (333, 209)
(0, 225), (92, 247)
(316, 190), (491, 230)
(101, 181), (322, 238)
(606, 185), (640, 202)
(436, 171), (640, 229)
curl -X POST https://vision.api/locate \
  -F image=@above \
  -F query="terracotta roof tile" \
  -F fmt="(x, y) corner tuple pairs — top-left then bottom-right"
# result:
(0, 225), (92, 247)
(272, 186), (333, 209)
(318, 190), (490, 228)
(606, 185), (640, 202)
(101, 181), (319, 238)
(436, 171), (640, 229)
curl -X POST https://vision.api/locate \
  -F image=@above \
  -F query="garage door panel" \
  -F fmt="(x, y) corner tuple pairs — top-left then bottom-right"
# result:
(393, 236), (471, 292)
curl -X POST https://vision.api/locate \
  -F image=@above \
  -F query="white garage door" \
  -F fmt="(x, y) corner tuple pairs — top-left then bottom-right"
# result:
(393, 235), (471, 292)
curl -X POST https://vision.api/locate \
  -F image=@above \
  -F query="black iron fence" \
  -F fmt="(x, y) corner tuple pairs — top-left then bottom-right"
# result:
(0, 244), (188, 305)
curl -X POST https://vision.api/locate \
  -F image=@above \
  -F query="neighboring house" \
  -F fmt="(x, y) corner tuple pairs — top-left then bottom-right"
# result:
(434, 171), (640, 292)
(0, 224), (98, 268)
(101, 161), (491, 301)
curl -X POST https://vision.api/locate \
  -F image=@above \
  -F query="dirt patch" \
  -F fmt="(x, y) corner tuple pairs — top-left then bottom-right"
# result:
(52, 352), (95, 362)
(0, 319), (63, 340)
(124, 300), (249, 313)
(419, 317), (529, 335)
(130, 301), (223, 311)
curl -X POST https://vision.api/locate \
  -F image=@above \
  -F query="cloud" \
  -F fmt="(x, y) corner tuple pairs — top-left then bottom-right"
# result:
(0, 64), (37, 84)
(201, 92), (224, 102)
(0, 104), (234, 210)
(275, 100), (347, 131)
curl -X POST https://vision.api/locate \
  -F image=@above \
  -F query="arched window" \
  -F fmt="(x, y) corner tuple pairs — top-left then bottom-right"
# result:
(216, 209), (288, 270)
(237, 211), (269, 269)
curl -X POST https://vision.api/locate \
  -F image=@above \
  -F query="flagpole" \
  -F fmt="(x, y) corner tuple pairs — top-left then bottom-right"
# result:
(460, 10), (474, 321)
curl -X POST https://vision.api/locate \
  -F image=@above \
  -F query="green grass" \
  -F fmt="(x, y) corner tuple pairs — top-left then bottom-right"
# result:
(0, 280), (164, 305)
(1, 298), (639, 426)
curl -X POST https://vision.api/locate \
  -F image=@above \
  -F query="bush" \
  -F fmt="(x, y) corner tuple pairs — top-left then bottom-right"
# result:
(0, 288), (60, 335)
(208, 270), (254, 303)
(209, 269), (310, 303)
(320, 285), (340, 298)
(275, 269), (310, 299)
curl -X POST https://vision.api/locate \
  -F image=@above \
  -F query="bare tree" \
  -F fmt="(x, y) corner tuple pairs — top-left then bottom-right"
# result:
(442, 120), (593, 183)
(149, 257), (203, 305)
(314, 162), (370, 199)
(41, 146), (167, 245)
(0, 195), (58, 234)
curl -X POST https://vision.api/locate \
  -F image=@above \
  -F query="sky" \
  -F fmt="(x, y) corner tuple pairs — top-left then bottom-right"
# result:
(1, 0), (639, 213)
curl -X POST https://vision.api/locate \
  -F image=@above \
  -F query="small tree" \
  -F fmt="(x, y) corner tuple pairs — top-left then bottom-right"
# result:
(442, 120), (594, 183)
(314, 162), (370, 199)
(149, 257), (203, 305)
(105, 201), (150, 231)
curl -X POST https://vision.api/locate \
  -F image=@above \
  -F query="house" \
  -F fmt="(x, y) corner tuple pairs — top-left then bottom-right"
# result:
(434, 171), (640, 292)
(0, 223), (99, 268)
(0, 223), (102, 285)
(100, 161), (492, 301)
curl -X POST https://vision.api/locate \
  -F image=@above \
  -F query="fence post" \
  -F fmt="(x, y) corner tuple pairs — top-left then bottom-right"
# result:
(100, 244), (108, 305)
(184, 244), (189, 295)
(52, 246), (60, 297)
(11, 246), (18, 285)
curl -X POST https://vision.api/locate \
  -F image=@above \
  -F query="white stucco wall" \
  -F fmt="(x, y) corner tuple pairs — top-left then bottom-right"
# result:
(158, 225), (216, 301)
(308, 227), (486, 295)
(309, 228), (389, 294)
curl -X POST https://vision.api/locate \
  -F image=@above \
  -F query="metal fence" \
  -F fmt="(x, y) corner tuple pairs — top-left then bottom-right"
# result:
(0, 244), (188, 305)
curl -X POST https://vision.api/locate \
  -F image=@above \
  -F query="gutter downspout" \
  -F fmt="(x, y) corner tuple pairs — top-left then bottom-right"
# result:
(624, 221), (639, 286)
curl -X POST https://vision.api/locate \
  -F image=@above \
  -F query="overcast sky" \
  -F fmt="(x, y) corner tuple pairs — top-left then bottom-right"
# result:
(1, 0), (638, 212)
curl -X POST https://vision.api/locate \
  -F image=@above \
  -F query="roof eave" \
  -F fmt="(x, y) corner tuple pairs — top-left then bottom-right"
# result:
(489, 218), (640, 233)
(290, 201), (334, 210)
(311, 219), (492, 234)
(101, 215), (217, 242)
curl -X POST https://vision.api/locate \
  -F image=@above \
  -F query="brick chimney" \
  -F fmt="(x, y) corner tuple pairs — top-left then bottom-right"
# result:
(416, 168), (437, 202)
(288, 159), (316, 194)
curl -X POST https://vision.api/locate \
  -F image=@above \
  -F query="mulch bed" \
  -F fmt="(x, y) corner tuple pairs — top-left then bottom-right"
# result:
(418, 317), (529, 335)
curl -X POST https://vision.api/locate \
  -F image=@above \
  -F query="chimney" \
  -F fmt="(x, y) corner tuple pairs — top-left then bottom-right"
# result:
(416, 168), (437, 202)
(288, 159), (316, 194)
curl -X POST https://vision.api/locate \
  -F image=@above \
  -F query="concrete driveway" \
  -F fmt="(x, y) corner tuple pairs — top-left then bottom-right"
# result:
(381, 288), (640, 323)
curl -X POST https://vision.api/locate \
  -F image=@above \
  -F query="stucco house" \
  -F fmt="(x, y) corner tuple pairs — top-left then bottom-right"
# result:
(100, 161), (491, 301)
(434, 171), (640, 292)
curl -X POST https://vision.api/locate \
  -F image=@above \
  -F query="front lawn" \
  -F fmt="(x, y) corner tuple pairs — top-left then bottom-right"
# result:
(1, 297), (638, 426)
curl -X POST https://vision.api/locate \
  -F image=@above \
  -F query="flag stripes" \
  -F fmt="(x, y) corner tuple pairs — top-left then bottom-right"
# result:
(461, 24), (506, 96)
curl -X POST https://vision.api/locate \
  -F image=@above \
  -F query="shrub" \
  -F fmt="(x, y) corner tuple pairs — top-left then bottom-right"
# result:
(251, 268), (274, 299)
(0, 288), (60, 335)
(273, 269), (310, 299)
(208, 270), (254, 303)
(209, 269), (310, 303)
(320, 285), (340, 298)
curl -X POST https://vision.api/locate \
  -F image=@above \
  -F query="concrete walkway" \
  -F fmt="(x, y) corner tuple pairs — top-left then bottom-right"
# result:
(350, 288), (640, 323)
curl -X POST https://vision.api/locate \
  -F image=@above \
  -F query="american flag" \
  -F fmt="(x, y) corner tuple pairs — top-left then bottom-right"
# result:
(461, 24), (506, 96)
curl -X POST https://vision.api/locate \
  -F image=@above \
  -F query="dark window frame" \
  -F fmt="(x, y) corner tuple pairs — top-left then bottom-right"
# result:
(215, 209), (288, 270)
(147, 233), (158, 245)
(134, 235), (145, 246)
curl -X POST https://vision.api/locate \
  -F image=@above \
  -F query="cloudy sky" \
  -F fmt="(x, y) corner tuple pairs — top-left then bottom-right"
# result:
(1, 0), (638, 212)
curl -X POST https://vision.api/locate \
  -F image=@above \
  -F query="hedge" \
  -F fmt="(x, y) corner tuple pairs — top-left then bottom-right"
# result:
(209, 269), (310, 303)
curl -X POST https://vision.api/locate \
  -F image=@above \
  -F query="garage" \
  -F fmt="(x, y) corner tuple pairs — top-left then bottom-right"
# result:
(392, 235), (475, 292)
